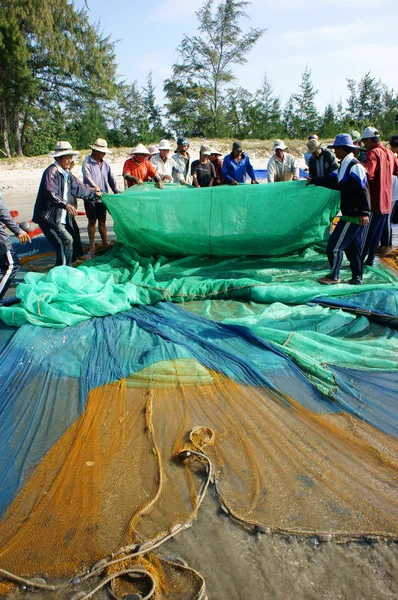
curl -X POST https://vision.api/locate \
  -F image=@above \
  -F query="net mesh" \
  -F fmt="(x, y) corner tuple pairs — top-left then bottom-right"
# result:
(0, 183), (397, 598)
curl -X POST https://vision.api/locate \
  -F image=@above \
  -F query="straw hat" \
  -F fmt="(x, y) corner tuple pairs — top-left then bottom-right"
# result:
(130, 143), (151, 155)
(200, 145), (211, 155)
(158, 139), (172, 150)
(48, 141), (79, 158)
(90, 138), (112, 153)
(306, 139), (322, 153)
(209, 148), (222, 156)
(272, 140), (287, 151)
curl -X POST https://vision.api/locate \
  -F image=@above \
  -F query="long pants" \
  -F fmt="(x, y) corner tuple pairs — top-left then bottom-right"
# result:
(71, 218), (84, 261)
(38, 218), (78, 267)
(361, 213), (388, 266)
(380, 202), (397, 248)
(327, 219), (364, 281)
(0, 246), (21, 301)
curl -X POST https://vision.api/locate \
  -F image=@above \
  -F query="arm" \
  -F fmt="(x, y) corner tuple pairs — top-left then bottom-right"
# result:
(349, 164), (371, 217)
(221, 156), (234, 184)
(327, 150), (339, 173)
(291, 156), (299, 180)
(191, 162), (200, 188)
(107, 165), (120, 193)
(172, 160), (185, 184)
(70, 172), (101, 202)
(364, 149), (378, 181)
(246, 157), (257, 182)
(313, 171), (339, 190)
(208, 162), (216, 187)
(267, 158), (275, 183)
(44, 166), (68, 207)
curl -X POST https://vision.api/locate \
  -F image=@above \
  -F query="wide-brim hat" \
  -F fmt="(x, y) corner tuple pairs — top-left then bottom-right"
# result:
(272, 139), (287, 151)
(209, 148), (222, 155)
(158, 139), (172, 150)
(327, 133), (357, 150)
(90, 138), (112, 153)
(130, 143), (151, 155)
(49, 141), (79, 158)
(307, 139), (322, 153)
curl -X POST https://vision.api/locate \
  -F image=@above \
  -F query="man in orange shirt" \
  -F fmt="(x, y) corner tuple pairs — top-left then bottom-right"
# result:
(123, 144), (163, 188)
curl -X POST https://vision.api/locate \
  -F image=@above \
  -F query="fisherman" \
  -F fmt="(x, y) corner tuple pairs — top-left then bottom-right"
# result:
(209, 148), (223, 186)
(172, 137), (192, 184)
(304, 134), (319, 167)
(222, 141), (258, 185)
(379, 134), (398, 256)
(0, 190), (30, 304)
(308, 133), (370, 285)
(307, 138), (338, 179)
(360, 126), (398, 266)
(150, 140), (186, 184)
(267, 140), (299, 183)
(82, 138), (120, 256)
(32, 141), (102, 268)
(349, 130), (367, 163)
(123, 144), (164, 188)
(191, 145), (216, 188)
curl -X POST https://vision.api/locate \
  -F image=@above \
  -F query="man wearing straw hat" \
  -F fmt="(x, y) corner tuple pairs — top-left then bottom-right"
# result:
(33, 141), (102, 268)
(306, 138), (338, 180)
(82, 138), (120, 256)
(150, 139), (186, 184)
(123, 143), (164, 189)
(267, 140), (299, 183)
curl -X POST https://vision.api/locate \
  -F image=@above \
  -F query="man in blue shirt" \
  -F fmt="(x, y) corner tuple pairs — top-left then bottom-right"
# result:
(221, 141), (259, 185)
(82, 138), (120, 255)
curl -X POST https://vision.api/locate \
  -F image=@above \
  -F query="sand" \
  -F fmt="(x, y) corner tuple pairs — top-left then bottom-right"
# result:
(1, 148), (397, 600)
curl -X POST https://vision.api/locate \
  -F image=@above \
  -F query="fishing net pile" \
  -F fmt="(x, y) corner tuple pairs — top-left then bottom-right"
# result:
(0, 182), (397, 599)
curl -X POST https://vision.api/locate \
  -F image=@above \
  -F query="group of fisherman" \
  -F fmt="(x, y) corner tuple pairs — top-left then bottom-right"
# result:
(0, 128), (398, 304)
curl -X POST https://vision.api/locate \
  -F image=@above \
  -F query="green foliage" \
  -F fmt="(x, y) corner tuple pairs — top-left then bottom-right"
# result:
(0, 0), (117, 157)
(164, 0), (264, 136)
(282, 67), (319, 138)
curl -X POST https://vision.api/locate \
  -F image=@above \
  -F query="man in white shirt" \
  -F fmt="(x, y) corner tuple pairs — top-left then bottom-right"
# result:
(172, 137), (192, 184)
(150, 140), (186, 184)
(267, 140), (299, 183)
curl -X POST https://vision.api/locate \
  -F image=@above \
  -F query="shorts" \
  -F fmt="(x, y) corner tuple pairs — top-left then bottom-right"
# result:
(84, 200), (107, 221)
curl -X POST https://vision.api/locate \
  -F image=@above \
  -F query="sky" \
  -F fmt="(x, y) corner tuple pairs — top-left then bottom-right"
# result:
(75, 0), (398, 113)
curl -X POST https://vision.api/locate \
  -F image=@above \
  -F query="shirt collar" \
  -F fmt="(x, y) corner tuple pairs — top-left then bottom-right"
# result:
(54, 161), (68, 177)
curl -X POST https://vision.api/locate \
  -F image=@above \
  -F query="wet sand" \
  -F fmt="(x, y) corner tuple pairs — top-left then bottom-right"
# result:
(1, 151), (397, 600)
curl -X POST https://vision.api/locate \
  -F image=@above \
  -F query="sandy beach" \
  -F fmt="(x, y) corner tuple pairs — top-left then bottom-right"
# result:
(1, 147), (397, 600)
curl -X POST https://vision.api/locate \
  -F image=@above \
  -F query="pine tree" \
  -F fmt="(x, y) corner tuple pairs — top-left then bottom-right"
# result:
(292, 67), (319, 137)
(164, 0), (264, 136)
(0, 0), (117, 156)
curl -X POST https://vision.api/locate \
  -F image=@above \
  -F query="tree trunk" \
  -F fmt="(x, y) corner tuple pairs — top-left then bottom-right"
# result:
(15, 110), (24, 156)
(0, 97), (11, 158)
